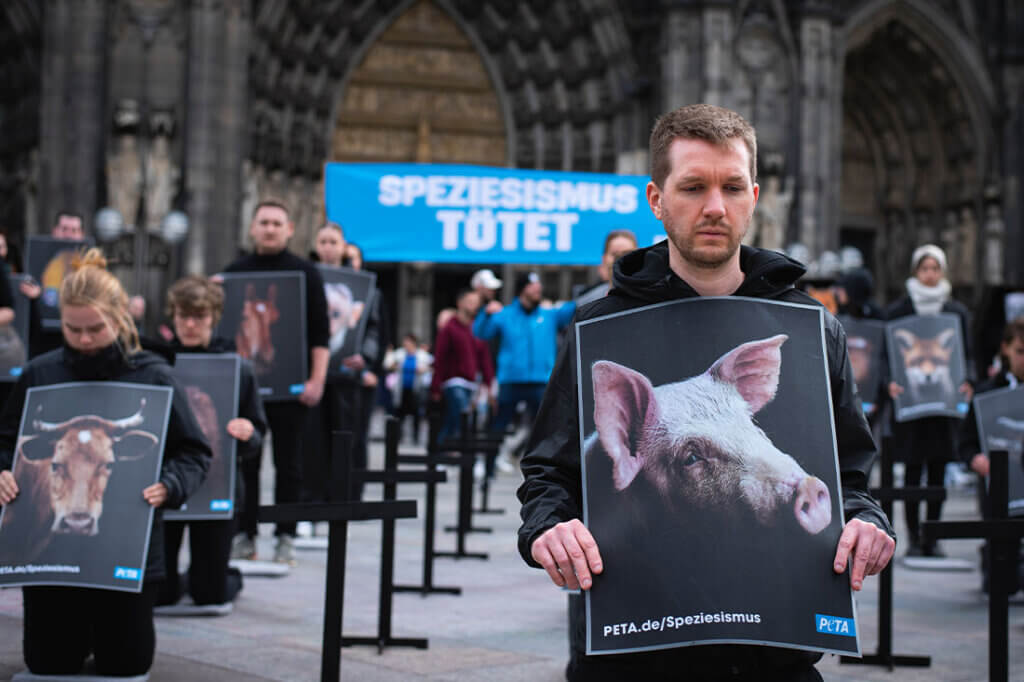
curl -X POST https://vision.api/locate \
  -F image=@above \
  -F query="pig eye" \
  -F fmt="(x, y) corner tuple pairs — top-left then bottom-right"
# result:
(679, 444), (706, 467)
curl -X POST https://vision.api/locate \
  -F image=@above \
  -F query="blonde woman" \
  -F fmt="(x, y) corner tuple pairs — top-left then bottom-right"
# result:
(0, 248), (211, 676)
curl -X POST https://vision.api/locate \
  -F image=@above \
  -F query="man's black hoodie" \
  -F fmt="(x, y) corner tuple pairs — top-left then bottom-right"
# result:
(517, 241), (893, 679)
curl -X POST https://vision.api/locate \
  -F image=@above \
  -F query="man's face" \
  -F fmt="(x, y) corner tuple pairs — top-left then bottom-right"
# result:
(521, 281), (542, 305)
(646, 138), (758, 270)
(457, 291), (481, 318)
(250, 206), (294, 255)
(599, 235), (638, 282)
(53, 215), (84, 241)
(1003, 336), (1024, 380)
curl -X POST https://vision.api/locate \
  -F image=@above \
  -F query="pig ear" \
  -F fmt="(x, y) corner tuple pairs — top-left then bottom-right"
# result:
(112, 430), (159, 462)
(708, 334), (788, 414)
(592, 361), (659, 491)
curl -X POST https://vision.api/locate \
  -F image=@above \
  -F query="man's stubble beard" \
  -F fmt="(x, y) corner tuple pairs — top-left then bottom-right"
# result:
(663, 207), (749, 270)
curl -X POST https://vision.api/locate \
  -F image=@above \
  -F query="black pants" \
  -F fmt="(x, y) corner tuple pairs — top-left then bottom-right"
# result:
(895, 416), (956, 546)
(396, 388), (422, 443)
(240, 401), (309, 537)
(160, 518), (242, 606)
(304, 382), (363, 502)
(23, 583), (159, 676)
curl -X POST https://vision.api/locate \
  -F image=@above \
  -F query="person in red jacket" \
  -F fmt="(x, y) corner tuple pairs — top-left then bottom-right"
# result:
(430, 288), (494, 444)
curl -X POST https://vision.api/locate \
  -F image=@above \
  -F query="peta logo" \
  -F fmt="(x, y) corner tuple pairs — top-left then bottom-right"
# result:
(113, 566), (141, 581)
(210, 499), (233, 511)
(815, 614), (855, 637)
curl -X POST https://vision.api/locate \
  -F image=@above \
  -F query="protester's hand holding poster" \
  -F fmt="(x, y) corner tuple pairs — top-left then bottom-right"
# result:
(973, 386), (1024, 516)
(215, 272), (307, 402)
(0, 382), (172, 592)
(164, 355), (240, 521)
(0, 275), (31, 382)
(25, 236), (95, 330)
(885, 313), (968, 421)
(316, 264), (376, 377)
(576, 297), (856, 656)
(837, 316), (885, 414)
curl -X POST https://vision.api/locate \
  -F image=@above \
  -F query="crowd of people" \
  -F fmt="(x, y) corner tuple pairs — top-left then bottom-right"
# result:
(0, 101), (1018, 680)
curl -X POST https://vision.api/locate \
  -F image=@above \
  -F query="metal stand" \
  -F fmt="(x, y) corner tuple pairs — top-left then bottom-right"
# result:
(840, 444), (937, 669)
(924, 450), (1024, 682)
(257, 431), (416, 682)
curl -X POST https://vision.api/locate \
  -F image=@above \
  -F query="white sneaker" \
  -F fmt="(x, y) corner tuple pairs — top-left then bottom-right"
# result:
(274, 535), (297, 566)
(296, 521), (313, 538)
(473, 458), (485, 481)
(496, 453), (516, 473)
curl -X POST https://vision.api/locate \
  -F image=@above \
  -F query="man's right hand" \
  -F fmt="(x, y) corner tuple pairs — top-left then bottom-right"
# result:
(19, 280), (40, 300)
(0, 470), (19, 504)
(485, 300), (503, 315)
(531, 519), (603, 590)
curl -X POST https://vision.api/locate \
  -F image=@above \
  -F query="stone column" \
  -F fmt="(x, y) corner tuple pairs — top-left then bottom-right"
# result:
(39, 0), (108, 234)
(183, 0), (250, 275)
(661, 5), (703, 111)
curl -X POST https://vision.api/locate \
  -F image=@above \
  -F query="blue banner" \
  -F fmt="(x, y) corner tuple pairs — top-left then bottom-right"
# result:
(324, 163), (665, 265)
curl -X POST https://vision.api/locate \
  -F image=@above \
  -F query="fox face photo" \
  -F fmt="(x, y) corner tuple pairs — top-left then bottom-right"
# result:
(577, 298), (854, 656)
(893, 328), (956, 404)
(886, 313), (966, 421)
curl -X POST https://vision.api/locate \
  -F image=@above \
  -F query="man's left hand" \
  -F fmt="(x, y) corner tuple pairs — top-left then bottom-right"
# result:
(143, 482), (168, 508)
(833, 518), (895, 591)
(299, 378), (325, 406)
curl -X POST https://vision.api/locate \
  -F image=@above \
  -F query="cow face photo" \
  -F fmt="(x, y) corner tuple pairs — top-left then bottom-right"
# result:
(317, 264), (376, 373)
(886, 313), (966, 421)
(577, 297), (855, 656)
(0, 382), (172, 591)
(216, 272), (307, 402)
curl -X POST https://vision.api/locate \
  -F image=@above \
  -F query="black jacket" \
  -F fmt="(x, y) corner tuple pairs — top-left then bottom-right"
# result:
(516, 242), (892, 676)
(0, 342), (212, 582)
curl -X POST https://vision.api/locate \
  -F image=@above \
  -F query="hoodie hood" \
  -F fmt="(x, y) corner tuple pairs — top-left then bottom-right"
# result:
(611, 241), (806, 303)
(168, 334), (236, 354)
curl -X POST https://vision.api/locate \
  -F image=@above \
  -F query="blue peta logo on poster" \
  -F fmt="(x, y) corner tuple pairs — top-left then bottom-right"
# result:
(815, 614), (855, 637)
(114, 566), (141, 581)
(210, 499), (233, 511)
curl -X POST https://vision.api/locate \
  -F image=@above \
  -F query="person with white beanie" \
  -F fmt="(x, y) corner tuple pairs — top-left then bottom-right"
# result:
(885, 243), (975, 557)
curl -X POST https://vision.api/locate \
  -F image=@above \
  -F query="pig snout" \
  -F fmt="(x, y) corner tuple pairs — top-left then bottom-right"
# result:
(793, 476), (831, 534)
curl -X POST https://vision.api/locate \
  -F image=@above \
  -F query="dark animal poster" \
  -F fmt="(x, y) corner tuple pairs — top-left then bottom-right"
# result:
(316, 264), (376, 377)
(577, 297), (857, 656)
(165, 355), (240, 521)
(0, 275), (32, 382)
(836, 316), (886, 415)
(973, 386), (1024, 516)
(215, 272), (307, 402)
(24, 236), (95, 330)
(885, 313), (968, 422)
(0, 382), (172, 592)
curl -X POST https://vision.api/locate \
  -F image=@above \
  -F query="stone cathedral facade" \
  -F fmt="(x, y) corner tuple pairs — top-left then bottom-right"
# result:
(0, 0), (1021, 339)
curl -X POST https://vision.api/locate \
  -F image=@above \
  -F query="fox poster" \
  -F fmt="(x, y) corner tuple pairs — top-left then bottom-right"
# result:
(885, 314), (968, 422)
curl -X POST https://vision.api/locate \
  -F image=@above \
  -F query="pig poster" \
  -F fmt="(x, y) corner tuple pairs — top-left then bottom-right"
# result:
(885, 313), (968, 422)
(0, 382), (172, 592)
(316, 264), (376, 377)
(973, 386), (1024, 516)
(576, 297), (858, 657)
(0, 275), (32, 382)
(837, 316), (885, 414)
(24, 236), (96, 330)
(165, 354), (240, 521)
(215, 272), (307, 402)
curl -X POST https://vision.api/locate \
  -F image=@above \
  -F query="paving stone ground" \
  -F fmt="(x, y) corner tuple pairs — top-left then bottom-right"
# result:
(1, 413), (1022, 681)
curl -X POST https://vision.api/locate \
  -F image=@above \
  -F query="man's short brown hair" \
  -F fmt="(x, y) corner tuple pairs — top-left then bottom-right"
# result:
(648, 104), (758, 188)
(166, 275), (225, 327)
(252, 199), (290, 221)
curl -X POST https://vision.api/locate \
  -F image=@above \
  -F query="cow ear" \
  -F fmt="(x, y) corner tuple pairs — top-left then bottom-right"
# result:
(708, 334), (788, 414)
(112, 430), (159, 462)
(18, 435), (56, 461)
(893, 328), (916, 352)
(936, 327), (956, 348)
(592, 361), (659, 491)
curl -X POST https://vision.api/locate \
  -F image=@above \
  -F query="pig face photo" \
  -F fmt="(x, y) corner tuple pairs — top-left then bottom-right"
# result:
(577, 297), (855, 657)
(317, 264), (376, 375)
(165, 355), (240, 521)
(886, 313), (966, 422)
(217, 272), (307, 402)
(0, 382), (172, 592)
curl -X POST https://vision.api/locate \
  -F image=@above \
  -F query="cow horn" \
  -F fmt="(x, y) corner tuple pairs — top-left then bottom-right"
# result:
(32, 399), (147, 432)
(33, 404), (76, 432)
(108, 398), (147, 429)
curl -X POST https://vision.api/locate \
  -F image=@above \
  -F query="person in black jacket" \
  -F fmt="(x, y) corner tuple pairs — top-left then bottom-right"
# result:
(158, 275), (268, 606)
(0, 248), (211, 677)
(224, 199), (330, 565)
(517, 104), (894, 682)
(885, 243), (975, 557)
(959, 316), (1024, 591)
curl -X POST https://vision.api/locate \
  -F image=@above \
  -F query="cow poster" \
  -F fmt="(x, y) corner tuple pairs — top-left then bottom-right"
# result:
(215, 272), (307, 402)
(973, 386), (1024, 516)
(165, 354), (240, 521)
(576, 297), (857, 657)
(0, 382), (173, 592)
(0, 275), (31, 382)
(885, 313), (968, 422)
(836, 316), (886, 415)
(316, 264), (376, 377)
(24, 236), (95, 330)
